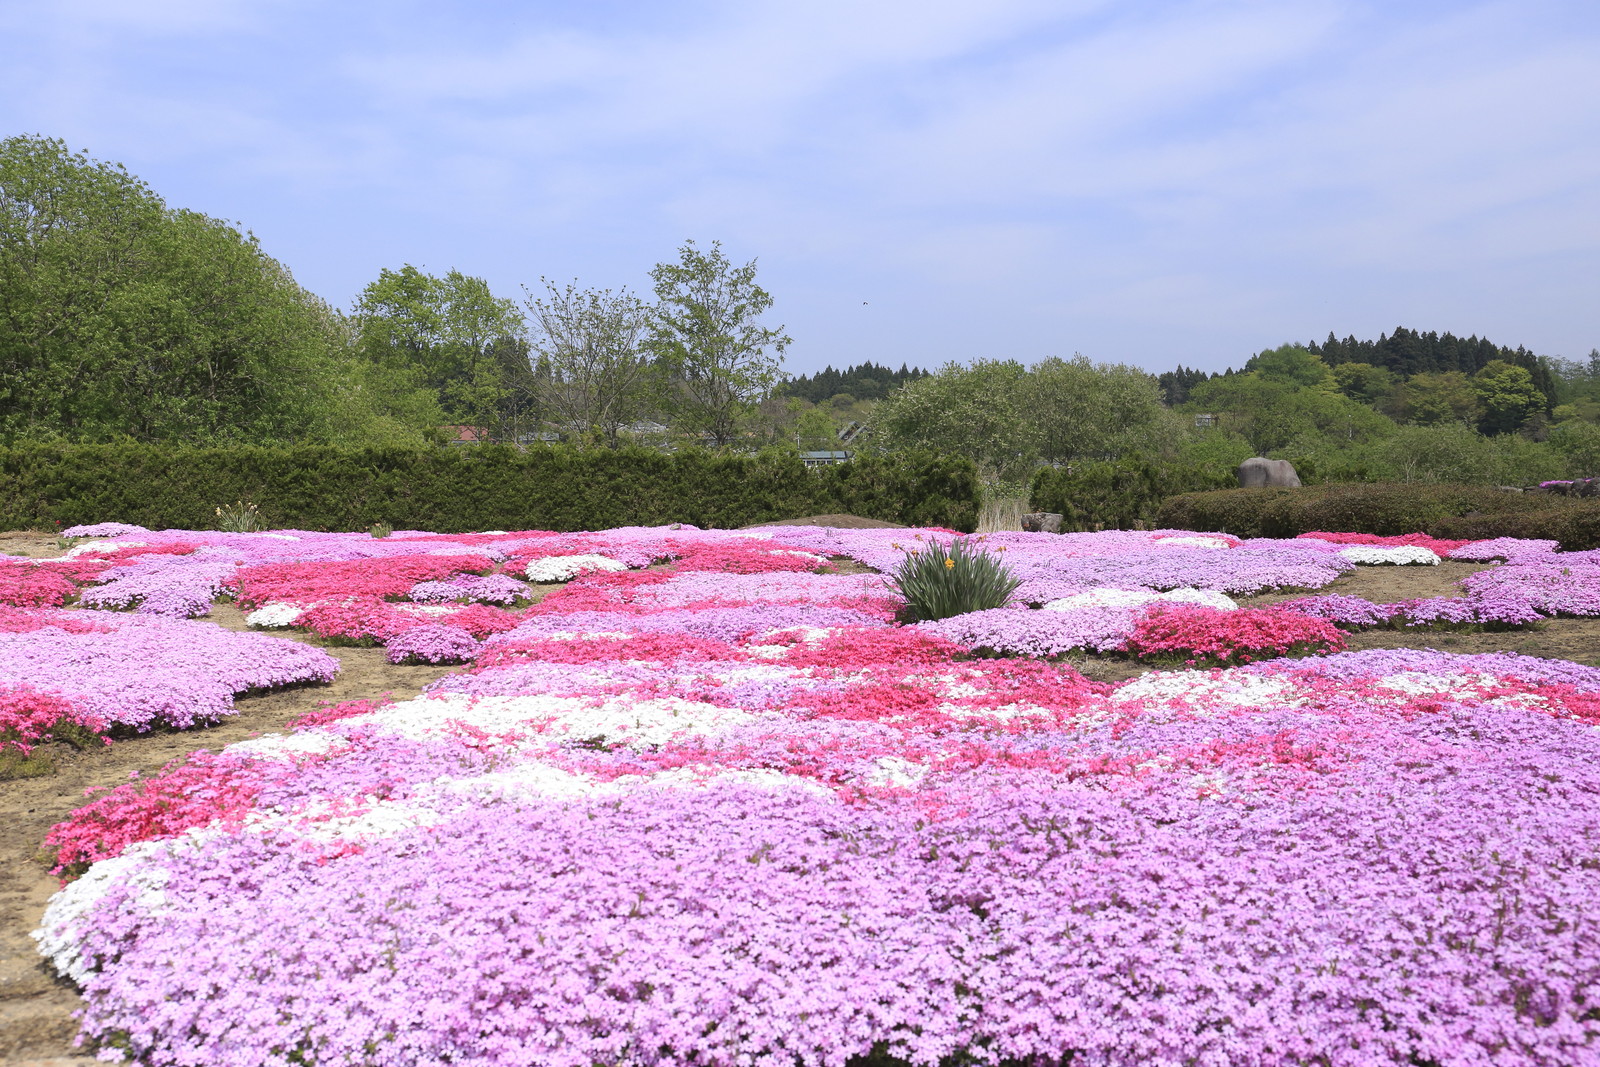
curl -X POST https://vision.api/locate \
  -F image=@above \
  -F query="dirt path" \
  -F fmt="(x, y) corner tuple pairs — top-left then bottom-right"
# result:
(4, 545), (1598, 1062)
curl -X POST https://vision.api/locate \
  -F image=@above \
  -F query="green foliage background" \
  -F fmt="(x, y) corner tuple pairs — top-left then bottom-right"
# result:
(0, 445), (981, 533)
(1156, 483), (1600, 548)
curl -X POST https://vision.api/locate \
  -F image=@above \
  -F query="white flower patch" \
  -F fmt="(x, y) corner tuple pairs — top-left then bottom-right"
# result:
(1362, 671), (1526, 709)
(744, 625), (841, 659)
(862, 756), (930, 789)
(436, 761), (608, 803)
(622, 766), (837, 799)
(933, 700), (1064, 724)
(340, 692), (755, 749)
(254, 795), (446, 844)
(245, 602), (307, 628)
(1110, 671), (1311, 714)
(227, 731), (343, 760)
(62, 539), (147, 559)
(536, 630), (637, 642)
(524, 554), (630, 582)
(1336, 546), (1440, 566)
(1043, 587), (1238, 612)
(1153, 536), (1233, 550)
(728, 530), (776, 540)
(36, 836), (184, 983)
(393, 603), (457, 618)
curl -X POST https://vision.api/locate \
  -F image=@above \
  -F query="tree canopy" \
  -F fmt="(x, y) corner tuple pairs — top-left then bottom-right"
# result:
(0, 135), (361, 444)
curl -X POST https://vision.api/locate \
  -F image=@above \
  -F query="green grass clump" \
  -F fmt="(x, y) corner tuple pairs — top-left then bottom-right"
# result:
(889, 537), (1020, 623)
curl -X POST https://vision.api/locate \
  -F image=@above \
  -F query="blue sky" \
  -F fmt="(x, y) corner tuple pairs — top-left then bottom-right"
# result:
(3, 0), (1597, 376)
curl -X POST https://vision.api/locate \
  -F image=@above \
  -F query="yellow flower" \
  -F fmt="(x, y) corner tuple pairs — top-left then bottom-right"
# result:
(944, 558), (955, 568)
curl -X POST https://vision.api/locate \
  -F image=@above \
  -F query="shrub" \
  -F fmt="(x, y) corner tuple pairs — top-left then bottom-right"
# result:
(1157, 483), (1529, 539)
(0, 444), (981, 533)
(1030, 455), (1235, 531)
(888, 538), (1021, 623)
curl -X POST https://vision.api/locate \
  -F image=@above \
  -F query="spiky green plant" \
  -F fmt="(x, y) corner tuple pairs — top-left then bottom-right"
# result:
(369, 522), (394, 539)
(888, 537), (1020, 622)
(214, 500), (263, 533)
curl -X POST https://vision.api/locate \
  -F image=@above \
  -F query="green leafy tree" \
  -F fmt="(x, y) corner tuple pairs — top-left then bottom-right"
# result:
(1331, 362), (1398, 409)
(1550, 418), (1600, 476)
(1396, 371), (1480, 426)
(1245, 343), (1335, 389)
(1471, 359), (1546, 435)
(784, 399), (842, 452)
(1186, 372), (1394, 455)
(1031, 356), (1181, 462)
(0, 134), (360, 443)
(868, 360), (1039, 485)
(646, 240), (790, 446)
(523, 279), (651, 448)
(353, 265), (524, 435)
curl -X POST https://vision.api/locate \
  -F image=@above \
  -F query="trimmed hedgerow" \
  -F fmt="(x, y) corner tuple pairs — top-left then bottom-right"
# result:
(1155, 483), (1540, 541)
(1029, 456), (1235, 532)
(0, 444), (981, 533)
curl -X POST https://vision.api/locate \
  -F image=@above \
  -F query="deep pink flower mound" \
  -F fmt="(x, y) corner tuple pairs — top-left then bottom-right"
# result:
(0, 559), (106, 608)
(0, 686), (108, 755)
(234, 554), (495, 606)
(0, 605), (112, 634)
(1297, 531), (1472, 554)
(44, 752), (283, 877)
(1126, 604), (1347, 663)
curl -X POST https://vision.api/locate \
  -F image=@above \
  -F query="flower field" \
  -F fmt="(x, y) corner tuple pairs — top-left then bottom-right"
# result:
(7, 522), (1600, 1065)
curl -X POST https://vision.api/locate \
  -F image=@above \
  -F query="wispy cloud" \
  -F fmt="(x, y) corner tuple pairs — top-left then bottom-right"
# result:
(1, 0), (1595, 367)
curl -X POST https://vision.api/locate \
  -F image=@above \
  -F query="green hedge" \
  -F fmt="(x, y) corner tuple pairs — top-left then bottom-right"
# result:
(0, 444), (981, 533)
(1428, 500), (1600, 550)
(1029, 457), (1236, 531)
(1155, 483), (1538, 540)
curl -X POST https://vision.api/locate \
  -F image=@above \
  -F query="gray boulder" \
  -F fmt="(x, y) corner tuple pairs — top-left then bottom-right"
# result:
(1021, 512), (1063, 534)
(1236, 457), (1301, 489)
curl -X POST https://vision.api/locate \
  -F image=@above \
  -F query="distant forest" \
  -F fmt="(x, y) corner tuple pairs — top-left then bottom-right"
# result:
(1158, 327), (1563, 406)
(780, 362), (929, 404)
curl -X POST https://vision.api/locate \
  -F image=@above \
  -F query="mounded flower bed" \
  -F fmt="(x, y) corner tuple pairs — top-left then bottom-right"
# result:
(15, 522), (1600, 1065)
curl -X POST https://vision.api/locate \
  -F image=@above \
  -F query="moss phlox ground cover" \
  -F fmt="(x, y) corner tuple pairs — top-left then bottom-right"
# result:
(15, 523), (1600, 1065)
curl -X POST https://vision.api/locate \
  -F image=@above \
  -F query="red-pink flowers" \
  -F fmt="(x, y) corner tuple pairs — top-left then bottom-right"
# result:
(1126, 604), (1347, 663)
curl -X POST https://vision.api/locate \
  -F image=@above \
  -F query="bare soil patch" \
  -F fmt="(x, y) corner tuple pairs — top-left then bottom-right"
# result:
(0, 534), (61, 561)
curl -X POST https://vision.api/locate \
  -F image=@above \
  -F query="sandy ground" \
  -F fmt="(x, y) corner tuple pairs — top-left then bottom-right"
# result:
(3, 533), (1597, 1062)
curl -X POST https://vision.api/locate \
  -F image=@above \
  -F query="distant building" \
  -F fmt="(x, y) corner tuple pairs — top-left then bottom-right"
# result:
(1193, 413), (1219, 429)
(800, 450), (852, 468)
(442, 425), (492, 445)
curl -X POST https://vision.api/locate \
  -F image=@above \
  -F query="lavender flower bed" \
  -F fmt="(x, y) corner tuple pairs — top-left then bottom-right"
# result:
(27, 523), (1600, 1065)
(1, 609), (338, 729)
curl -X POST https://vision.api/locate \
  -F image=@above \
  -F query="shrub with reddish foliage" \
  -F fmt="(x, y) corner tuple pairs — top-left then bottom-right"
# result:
(1126, 604), (1346, 664)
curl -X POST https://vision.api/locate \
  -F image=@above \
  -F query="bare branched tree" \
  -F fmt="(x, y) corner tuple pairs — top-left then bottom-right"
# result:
(523, 279), (652, 448)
